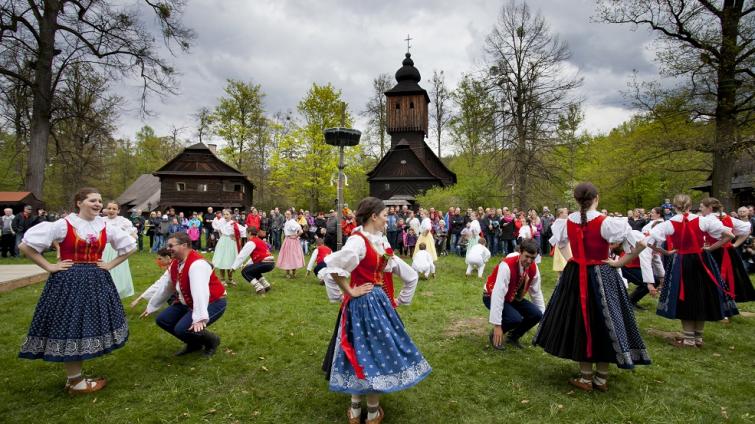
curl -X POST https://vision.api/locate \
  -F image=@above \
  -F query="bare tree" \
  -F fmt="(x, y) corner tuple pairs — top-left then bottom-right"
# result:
(596, 0), (755, 209)
(49, 62), (122, 202)
(429, 69), (452, 158)
(193, 107), (214, 144)
(361, 73), (392, 158)
(0, 0), (194, 199)
(485, 0), (582, 207)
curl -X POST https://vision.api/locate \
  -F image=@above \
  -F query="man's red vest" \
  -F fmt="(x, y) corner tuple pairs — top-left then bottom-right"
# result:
(315, 245), (332, 264)
(169, 250), (225, 309)
(249, 237), (272, 263)
(485, 255), (537, 302)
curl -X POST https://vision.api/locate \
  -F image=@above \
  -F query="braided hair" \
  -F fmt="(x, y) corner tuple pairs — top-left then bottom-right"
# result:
(573, 182), (599, 227)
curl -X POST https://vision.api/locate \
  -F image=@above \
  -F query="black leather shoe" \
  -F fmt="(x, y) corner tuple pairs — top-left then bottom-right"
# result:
(202, 332), (221, 357)
(174, 344), (202, 356)
(505, 337), (525, 349)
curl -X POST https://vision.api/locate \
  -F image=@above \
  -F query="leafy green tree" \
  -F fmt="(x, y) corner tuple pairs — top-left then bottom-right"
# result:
(596, 0), (755, 209)
(269, 83), (358, 211)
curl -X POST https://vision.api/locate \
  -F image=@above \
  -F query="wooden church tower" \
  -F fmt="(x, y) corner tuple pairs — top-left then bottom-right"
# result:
(367, 52), (456, 205)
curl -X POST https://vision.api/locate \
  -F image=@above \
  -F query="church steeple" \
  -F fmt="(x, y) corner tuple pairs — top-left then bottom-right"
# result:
(385, 53), (430, 145)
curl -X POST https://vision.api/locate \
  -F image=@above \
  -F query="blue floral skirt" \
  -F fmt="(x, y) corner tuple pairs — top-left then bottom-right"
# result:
(19, 264), (128, 362)
(327, 288), (431, 394)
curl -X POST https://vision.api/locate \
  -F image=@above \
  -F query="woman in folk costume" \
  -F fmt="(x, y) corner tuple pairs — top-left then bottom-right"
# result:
(212, 209), (241, 286)
(647, 194), (738, 347)
(102, 201), (137, 298)
(533, 182), (650, 392)
(551, 208), (571, 278)
(277, 209), (305, 278)
(18, 188), (136, 394)
(465, 211), (481, 261)
(413, 209), (437, 263)
(699, 197), (755, 304)
(627, 207), (667, 306)
(321, 197), (429, 424)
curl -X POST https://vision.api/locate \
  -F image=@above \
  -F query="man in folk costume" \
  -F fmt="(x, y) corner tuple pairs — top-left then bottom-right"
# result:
(232, 227), (275, 294)
(307, 237), (333, 283)
(483, 239), (545, 350)
(141, 232), (227, 356)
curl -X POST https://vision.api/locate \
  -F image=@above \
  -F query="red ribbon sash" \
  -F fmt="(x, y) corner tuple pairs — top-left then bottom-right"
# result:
(567, 224), (603, 359)
(337, 232), (389, 380)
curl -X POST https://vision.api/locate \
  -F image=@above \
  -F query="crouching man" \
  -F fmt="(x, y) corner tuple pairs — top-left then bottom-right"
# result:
(141, 232), (227, 356)
(483, 239), (545, 350)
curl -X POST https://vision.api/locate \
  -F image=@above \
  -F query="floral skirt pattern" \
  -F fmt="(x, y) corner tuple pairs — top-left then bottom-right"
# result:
(19, 264), (128, 362)
(328, 288), (431, 394)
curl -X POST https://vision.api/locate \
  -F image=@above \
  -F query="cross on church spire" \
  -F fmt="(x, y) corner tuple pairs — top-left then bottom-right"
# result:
(405, 34), (413, 53)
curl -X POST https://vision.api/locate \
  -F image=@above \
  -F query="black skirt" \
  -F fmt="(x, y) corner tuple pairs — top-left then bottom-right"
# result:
(710, 246), (755, 303)
(533, 262), (650, 368)
(657, 252), (738, 321)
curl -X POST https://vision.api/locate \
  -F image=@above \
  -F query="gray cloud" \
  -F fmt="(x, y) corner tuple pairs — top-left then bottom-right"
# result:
(114, 0), (666, 140)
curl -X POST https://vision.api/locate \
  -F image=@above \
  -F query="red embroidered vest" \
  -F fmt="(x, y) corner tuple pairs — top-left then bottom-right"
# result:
(567, 215), (609, 262)
(249, 237), (272, 263)
(170, 250), (226, 309)
(669, 214), (705, 254)
(349, 232), (387, 288)
(59, 219), (107, 262)
(485, 255), (537, 301)
(315, 245), (332, 264)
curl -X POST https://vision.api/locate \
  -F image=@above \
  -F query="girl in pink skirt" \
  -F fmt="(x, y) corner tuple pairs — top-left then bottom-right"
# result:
(276, 210), (305, 278)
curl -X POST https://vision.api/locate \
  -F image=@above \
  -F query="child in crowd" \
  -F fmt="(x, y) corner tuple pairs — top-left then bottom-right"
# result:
(465, 237), (491, 279)
(396, 218), (405, 255)
(168, 217), (184, 235)
(130, 248), (173, 309)
(436, 220), (448, 256)
(405, 228), (417, 257)
(300, 224), (311, 255)
(412, 242), (435, 279)
(458, 224), (471, 256)
(187, 221), (201, 250)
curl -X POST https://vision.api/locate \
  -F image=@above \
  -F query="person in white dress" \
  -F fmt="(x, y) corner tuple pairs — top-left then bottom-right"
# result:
(465, 237), (491, 279)
(466, 212), (481, 260)
(414, 210), (437, 262)
(212, 209), (242, 286)
(412, 242), (436, 279)
(103, 201), (137, 298)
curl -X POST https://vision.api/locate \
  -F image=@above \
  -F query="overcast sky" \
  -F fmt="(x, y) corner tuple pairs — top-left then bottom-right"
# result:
(115, 0), (662, 144)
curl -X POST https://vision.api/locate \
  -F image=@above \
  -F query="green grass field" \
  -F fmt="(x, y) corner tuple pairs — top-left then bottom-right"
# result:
(0, 250), (753, 423)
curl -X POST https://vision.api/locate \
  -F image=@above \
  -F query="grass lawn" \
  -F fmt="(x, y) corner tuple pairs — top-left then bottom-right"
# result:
(0, 249), (754, 423)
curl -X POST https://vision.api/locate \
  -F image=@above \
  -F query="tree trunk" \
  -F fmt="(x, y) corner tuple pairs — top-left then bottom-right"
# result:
(26, 1), (61, 200)
(711, 1), (741, 210)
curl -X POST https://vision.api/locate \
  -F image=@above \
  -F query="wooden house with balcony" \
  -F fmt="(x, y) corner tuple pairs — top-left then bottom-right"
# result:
(153, 142), (254, 213)
(367, 53), (456, 206)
